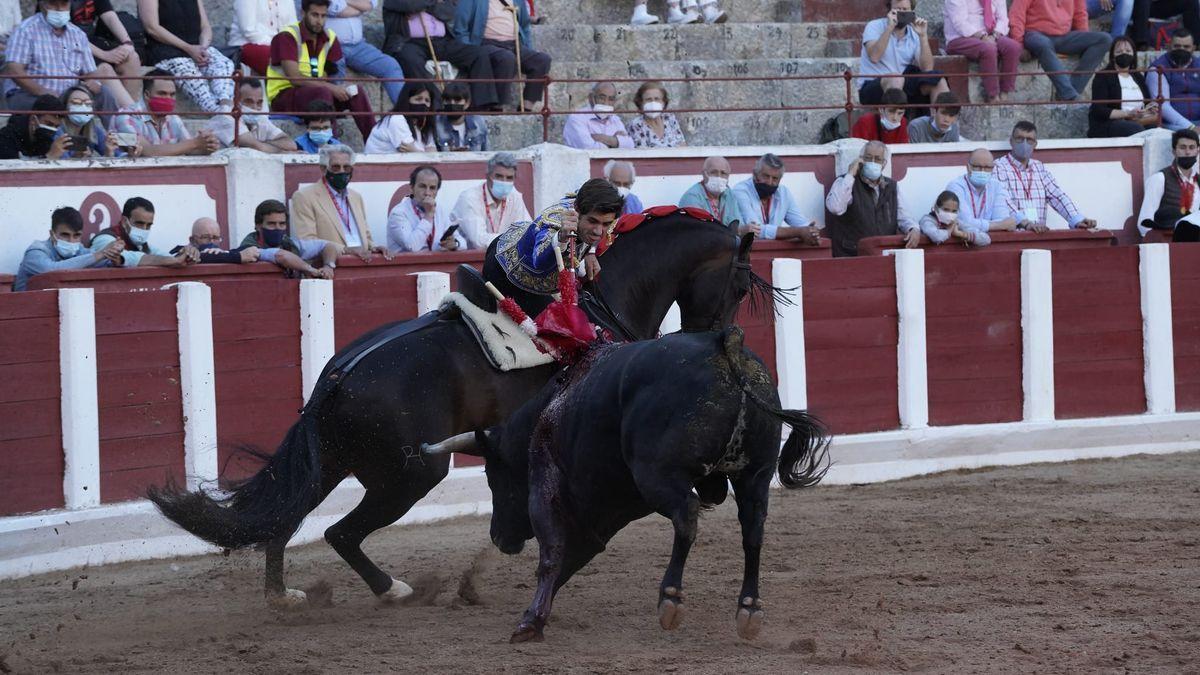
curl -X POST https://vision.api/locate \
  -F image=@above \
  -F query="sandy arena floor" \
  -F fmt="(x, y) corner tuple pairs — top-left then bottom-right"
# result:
(2, 452), (1199, 674)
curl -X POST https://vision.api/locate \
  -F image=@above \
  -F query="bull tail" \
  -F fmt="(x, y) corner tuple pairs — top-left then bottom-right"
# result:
(720, 326), (831, 489)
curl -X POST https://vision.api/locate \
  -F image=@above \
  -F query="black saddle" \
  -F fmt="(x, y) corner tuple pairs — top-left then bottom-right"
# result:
(456, 264), (497, 313)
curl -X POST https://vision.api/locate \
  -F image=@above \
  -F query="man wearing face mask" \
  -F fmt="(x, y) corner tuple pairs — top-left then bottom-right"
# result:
(238, 199), (339, 277)
(0, 94), (73, 159)
(434, 82), (489, 151)
(1147, 29), (1200, 132)
(15, 206), (124, 291)
(1137, 128), (1200, 239)
(603, 160), (644, 217)
(206, 78), (298, 152)
(112, 69), (220, 156)
(994, 120), (1097, 234)
(679, 155), (750, 232)
(451, 151), (531, 249)
(290, 144), (393, 261)
(825, 141), (919, 257)
(945, 148), (1018, 235)
(732, 153), (821, 245)
(89, 196), (200, 268)
(171, 217), (261, 264)
(563, 81), (634, 150)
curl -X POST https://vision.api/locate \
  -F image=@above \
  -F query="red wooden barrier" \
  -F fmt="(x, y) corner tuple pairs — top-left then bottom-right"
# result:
(738, 240), (831, 377)
(0, 274), (13, 293)
(924, 252), (1023, 426)
(858, 229), (1117, 257)
(1052, 247), (1146, 419)
(0, 292), (63, 515)
(1171, 245), (1200, 411)
(801, 256), (900, 435)
(93, 289), (185, 502)
(334, 274), (419, 351)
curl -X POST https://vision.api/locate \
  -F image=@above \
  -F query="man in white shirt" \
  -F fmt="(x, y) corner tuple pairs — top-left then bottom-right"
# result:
(388, 164), (468, 252)
(451, 151), (531, 249)
(562, 81), (634, 149)
(207, 78), (298, 152)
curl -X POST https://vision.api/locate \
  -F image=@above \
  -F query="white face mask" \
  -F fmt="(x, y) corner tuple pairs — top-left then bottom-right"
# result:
(128, 225), (151, 245)
(54, 239), (83, 258)
(615, 186), (631, 198)
(642, 101), (664, 119)
(704, 175), (728, 194)
(879, 116), (902, 131)
(936, 209), (958, 225)
(241, 105), (267, 126)
(592, 103), (614, 118)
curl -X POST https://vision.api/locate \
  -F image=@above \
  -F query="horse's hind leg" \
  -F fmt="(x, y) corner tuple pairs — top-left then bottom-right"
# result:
(265, 468), (347, 607)
(730, 470), (771, 640)
(637, 474), (700, 632)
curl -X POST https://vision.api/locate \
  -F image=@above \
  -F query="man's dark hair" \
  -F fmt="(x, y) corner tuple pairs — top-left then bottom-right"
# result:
(305, 99), (335, 125)
(1172, 27), (1193, 41)
(934, 92), (960, 116)
(239, 77), (264, 91)
(254, 199), (288, 225)
(1172, 127), (1200, 148)
(302, 0), (331, 9)
(144, 68), (174, 91)
(881, 87), (907, 107)
(575, 177), (625, 216)
(33, 94), (65, 113)
(52, 206), (84, 232)
(122, 196), (155, 218)
(1012, 120), (1037, 136)
(409, 164), (442, 187)
(442, 81), (471, 101)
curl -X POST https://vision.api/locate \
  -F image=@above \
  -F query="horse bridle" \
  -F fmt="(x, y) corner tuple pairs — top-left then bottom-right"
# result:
(706, 238), (752, 332)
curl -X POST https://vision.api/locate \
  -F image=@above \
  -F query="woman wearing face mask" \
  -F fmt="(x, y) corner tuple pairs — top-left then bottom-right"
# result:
(364, 83), (437, 154)
(1089, 37), (1159, 138)
(628, 81), (686, 148)
(58, 86), (122, 158)
(918, 191), (990, 247)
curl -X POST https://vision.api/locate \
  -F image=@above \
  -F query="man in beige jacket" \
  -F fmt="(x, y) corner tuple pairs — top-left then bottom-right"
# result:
(290, 144), (392, 261)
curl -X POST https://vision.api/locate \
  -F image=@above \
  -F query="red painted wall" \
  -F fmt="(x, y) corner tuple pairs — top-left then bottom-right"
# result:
(1171, 245), (1200, 411)
(0, 292), (63, 516)
(334, 274), (419, 351)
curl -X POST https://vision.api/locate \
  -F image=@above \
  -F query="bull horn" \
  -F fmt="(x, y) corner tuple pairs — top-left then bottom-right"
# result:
(421, 431), (486, 457)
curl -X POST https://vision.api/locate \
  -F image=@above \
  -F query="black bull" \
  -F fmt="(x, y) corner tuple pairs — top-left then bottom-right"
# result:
(424, 327), (830, 642)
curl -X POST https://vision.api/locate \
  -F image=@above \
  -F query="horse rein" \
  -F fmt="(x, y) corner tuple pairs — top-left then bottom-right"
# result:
(708, 237), (752, 332)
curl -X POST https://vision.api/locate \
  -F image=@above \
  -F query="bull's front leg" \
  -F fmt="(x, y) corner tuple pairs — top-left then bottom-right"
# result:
(732, 474), (769, 640)
(511, 439), (568, 643)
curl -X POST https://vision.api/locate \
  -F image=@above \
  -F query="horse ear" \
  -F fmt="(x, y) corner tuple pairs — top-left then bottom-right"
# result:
(737, 231), (755, 260)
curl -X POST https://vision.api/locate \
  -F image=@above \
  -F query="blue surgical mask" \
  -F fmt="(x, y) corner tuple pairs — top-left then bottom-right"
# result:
(1010, 139), (1034, 162)
(68, 104), (93, 126)
(45, 9), (70, 28)
(128, 225), (150, 245)
(54, 239), (82, 258)
(490, 179), (514, 199)
(308, 129), (333, 145)
(861, 161), (883, 181)
(968, 170), (991, 189)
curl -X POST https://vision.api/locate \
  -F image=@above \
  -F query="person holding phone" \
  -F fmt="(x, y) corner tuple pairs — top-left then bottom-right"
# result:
(57, 85), (125, 158)
(387, 164), (468, 252)
(859, 0), (950, 118)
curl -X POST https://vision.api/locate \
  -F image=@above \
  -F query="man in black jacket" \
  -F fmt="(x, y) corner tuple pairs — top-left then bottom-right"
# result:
(382, 0), (499, 110)
(171, 217), (261, 264)
(0, 95), (71, 159)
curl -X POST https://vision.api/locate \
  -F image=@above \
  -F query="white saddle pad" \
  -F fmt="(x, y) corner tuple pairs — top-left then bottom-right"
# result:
(439, 292), (555, 372)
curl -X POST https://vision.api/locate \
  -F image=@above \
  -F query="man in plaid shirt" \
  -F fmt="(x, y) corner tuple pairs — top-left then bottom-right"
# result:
(994, 120), (1100, 232)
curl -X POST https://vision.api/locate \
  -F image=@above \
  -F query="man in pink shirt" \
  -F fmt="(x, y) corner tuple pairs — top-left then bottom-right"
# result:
(943, 0), (1022, 102)
(563, 81), (634, 150)
(1009, 0), (1111, 101)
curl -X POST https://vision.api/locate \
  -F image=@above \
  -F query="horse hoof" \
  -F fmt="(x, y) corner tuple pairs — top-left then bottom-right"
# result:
(658, 597), (685, 631)
(376, 578), (414, 604)
(510, 623), (544, 643)
(268, 588), (308, 609)
(735, 596), (765, 640)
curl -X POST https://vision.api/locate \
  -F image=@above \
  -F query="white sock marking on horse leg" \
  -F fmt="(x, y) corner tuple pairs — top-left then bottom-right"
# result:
(377, 578), (414, 603)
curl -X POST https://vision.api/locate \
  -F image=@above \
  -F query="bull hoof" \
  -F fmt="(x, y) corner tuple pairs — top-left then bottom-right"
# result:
(510, 622), (545, 643)
(268, 588), (308, 609)
(376, 578), (414, 604)
(735, 596), (765, 640)
(658, 586), (686, 631)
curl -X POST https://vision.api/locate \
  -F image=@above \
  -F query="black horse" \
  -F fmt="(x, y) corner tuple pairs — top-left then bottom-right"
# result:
(148, 214), (774, 606)
(424, 327), (830, 642)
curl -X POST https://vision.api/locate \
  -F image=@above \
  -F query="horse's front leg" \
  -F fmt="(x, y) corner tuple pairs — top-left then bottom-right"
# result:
(731, 472), (770, 640)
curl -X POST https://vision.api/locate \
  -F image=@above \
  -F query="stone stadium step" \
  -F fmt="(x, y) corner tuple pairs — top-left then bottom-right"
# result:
(530, 0), (804, 25)
(528, 22), (834, 62)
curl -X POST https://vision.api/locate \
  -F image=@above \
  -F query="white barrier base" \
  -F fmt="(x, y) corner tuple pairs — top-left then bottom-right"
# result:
(2, 413), (1198, 580)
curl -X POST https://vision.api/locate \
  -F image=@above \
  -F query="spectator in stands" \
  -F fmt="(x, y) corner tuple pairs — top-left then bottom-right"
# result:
(1009, 0), (1112, 102)
(604, 160), (644, 217)
(859, 0), (949, 117)
(1137, 128), (1200, 237)
(58, 85), (121, 158)
(944, 0), (1021, 103)
(918, 190), (991, 247)
(364, 82), (437, 152)
(325, 0), (407, 105)
(5, 0), (130, 111)
(15, 206), (122, 291)
(0, 0), (20, 61)
(238, 199), (339, 276)
(630, 0), (726, 24)
(563, 81), (634, 149)
(851, 88), (910, 143)
(995, 121), (1098, 233)
(206, 77), (298, 152)
(1085, 0), (1132, 40)
(679, 155), (751, 232)
(825, 140), (919, 257)
(0, 94), (73, 159)
(228, 0), (297, 74)
(454, 0), (551, 112)
(907, 92), (963, 143)
(732, 153), (821, 244)
(90, 196), (200, 267)
(69, 0), (144, 100)
(173, 217), (261, 263)
(450, 151), (531, 249)
(1131, 0), (1200, 51)
(628, 81), (685, 148)
(139, 0), (236, 113)
(1147, 29), (1200, 132)
(1089, 37), (1158, 137)
(294, 100), (347, 152)
(266, 0), (376, 141)
(112, 69), (221, 156)
(291, 144), (392, 259)
(388, 164), (468, 252)
(435, 81), (488, 151)
(946, 148), (1017, 234)
(382, 0), (500, 111)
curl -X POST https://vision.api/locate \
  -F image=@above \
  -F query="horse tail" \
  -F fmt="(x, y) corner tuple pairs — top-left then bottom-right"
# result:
(719, 326), (831, 489)
(146, 379), (331, 550)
